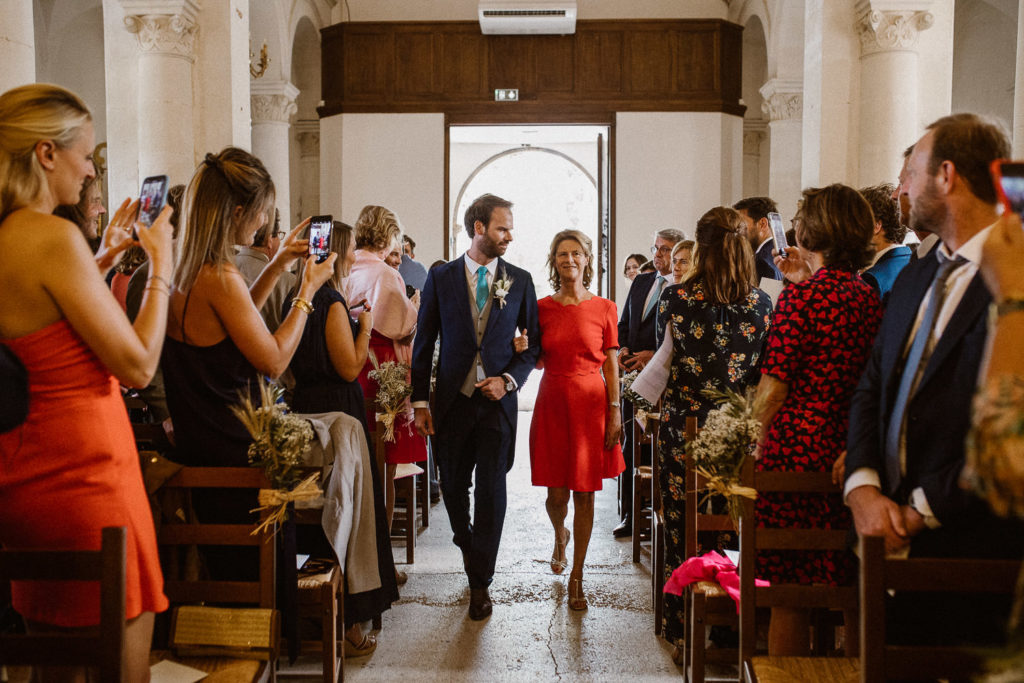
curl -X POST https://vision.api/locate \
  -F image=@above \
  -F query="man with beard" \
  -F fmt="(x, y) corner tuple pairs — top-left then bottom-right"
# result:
(845, 113), (1024, 646)
(893, 145), (941, 261)
(412, 193), (540, 621)
(734, 196), (784, 282)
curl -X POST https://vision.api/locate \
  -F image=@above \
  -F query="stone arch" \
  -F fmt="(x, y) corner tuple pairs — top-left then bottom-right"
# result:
(289, 11), (323, 225)
(741, 14), (770, 197)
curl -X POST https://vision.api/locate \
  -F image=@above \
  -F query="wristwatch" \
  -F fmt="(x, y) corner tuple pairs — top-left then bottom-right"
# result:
(504, 376), (516, 393)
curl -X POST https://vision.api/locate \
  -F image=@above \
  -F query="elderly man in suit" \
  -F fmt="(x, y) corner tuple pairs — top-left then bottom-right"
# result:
(845, 113), (1024, 646)
(614, 227), (685, 537)
(734, 196), (784, 282)
(412, 193), (540, 621)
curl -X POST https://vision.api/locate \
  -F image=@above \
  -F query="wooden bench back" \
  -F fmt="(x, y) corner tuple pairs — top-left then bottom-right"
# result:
(858, 533), (1021, 682)
(0, 526), (126, 680)
(157, 467), (275, 609)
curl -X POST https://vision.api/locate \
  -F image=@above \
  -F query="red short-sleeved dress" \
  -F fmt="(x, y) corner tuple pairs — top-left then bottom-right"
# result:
(0, 320), (169, 627)
(529, 296), (625, 492)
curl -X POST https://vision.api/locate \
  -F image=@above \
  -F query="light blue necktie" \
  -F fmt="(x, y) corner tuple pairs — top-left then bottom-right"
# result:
(643, 275), (665, 319)
(882, 252), (965, 495)
(475, 266), (489, 312)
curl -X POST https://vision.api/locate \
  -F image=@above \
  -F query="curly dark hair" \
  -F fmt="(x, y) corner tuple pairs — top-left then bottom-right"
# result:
(859, 183), (906, 244)
(796, 185), (875, 271)
(732, 196), (778, 223)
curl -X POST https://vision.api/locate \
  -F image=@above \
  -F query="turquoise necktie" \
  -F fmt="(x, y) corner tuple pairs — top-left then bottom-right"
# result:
(475, 266), (489, 312)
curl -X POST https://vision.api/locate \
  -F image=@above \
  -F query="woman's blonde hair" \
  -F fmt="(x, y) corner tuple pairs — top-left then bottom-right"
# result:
(547, 229), (594, 291)
(173, 147), (275, 290)
(0, 84), (92, 222)
(354, 205), (401, 251)
(682, 207), (755, 305)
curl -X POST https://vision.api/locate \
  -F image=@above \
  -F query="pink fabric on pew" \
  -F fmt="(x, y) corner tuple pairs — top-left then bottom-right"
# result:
(663, 551), (769, 613)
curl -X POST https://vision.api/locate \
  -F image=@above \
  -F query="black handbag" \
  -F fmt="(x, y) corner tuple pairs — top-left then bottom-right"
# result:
(0, 344), (29, 433)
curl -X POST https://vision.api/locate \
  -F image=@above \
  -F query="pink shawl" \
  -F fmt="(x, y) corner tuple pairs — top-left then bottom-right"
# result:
(344, 249), (418, 363)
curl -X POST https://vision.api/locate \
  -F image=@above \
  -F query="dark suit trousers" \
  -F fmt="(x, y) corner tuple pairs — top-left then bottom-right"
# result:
(436, 392), (511, 589)
(618, 397), (651, 521)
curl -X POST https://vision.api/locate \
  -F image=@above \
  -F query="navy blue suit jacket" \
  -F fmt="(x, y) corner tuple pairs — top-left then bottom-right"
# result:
(411, 256), (540, 467)
(845, 253), (992, 525)
(755, 240), (783, 282)
(617, 271), (659, 353)
(862, 245), (912, 300)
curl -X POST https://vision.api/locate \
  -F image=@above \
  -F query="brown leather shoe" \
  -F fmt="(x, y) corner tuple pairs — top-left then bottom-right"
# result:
(468, 587), (492, 621)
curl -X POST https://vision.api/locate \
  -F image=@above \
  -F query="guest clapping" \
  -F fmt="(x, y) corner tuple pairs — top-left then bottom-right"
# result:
(656, 208), (772, 654)
(529, 230), (624, 610)
(0, 83), (174, 681)
(752, 184), (881, 656)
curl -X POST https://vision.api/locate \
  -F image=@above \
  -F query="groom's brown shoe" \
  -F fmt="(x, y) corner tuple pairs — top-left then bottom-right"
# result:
(468, 587), (492, 621)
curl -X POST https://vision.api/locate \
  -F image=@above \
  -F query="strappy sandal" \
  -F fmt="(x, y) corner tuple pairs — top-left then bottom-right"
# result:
(343, 633), (377, 658)
(568, 576), (588, 611)
(550, 527), (570, 574)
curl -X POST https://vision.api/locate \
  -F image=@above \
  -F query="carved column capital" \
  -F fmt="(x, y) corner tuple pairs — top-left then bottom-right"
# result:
(251, 81), (300, 124)
(759, 79), (803, 122)
(856, 2), (934, 56)
(743, 121), (767, 153)
(122, 0), (199, 60)
(295, 120), (321, 157)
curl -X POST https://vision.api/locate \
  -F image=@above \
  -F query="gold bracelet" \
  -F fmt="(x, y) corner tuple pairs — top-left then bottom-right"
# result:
(144, 284), (169, 295)
(361, 329), (372, 338)
(149, 274), (171, 289)
(291, 297), (313, 314)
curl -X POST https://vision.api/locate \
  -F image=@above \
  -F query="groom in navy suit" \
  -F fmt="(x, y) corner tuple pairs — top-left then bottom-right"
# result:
(412, 193), (540, 620)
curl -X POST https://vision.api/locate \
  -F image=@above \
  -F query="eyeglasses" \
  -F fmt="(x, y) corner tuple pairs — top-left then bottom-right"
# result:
(650, 245), (673, 255)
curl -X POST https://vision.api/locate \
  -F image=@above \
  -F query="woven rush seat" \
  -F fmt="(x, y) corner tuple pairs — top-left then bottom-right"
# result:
(748, 656), (858, 683)
(637, 465), (652, 478)
(297, 562), (339, 590)
(691, 580), (728, 598)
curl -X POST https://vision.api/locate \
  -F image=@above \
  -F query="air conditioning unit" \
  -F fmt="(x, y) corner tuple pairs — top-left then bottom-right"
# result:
(478, 1), (577, 35)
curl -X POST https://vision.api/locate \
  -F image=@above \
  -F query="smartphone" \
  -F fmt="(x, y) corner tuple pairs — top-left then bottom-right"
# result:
(991, 160), (1024, 216)
(137, 175), (169, 228)
(767, 211), (788, 258)
(308, 215), (333, 263)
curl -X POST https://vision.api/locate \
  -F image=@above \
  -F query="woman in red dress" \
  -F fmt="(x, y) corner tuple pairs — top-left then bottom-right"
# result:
(0, 84), (174, 680)
(529, 229), (624, 611)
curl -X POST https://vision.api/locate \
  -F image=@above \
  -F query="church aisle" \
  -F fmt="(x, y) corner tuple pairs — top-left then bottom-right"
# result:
(338, 410), (679, 681)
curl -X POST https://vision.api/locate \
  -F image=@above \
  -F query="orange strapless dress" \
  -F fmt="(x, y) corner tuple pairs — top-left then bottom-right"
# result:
(0, 320), (168, 627)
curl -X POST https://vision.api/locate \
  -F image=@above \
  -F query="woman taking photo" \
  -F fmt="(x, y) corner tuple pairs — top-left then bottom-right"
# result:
(288, 221), (399, 655)
(753, 184), (881, 655)
(344, 204), (426, 547)
(0, 83), (173, 680)
(657, 207), (773, 657)
(529, 229), (624, 611)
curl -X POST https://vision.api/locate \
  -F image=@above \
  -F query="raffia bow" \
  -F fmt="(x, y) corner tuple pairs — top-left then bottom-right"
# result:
(635, 409), (661, 432)
(695, 466), (757, 520)
(250, 472), (322, 538)
(375, 410), (399, 442)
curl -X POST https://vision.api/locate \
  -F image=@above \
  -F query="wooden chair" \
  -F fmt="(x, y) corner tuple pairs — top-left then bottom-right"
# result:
(682, 416), (740, 683)
(738, 460), (859, 683)
(631, 418), (654, 565)
(0, 526), (126, 681)
(644, 403), (666, 635)
(392, 462), (425, 564)
(858, 534), (1021, 682)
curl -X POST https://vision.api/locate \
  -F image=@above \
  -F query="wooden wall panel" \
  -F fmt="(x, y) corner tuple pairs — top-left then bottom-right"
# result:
(320, 19), (744, 117)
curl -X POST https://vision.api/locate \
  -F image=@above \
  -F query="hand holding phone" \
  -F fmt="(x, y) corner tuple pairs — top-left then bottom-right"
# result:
(991, 159), (1024, 216)
(768, 212), (788, 258)
(308, 215), (333, 264)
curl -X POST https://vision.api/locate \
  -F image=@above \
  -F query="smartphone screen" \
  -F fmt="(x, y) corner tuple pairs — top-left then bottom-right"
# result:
(137, 175), (169, 228)
(308, 215), (333, 263)
(992, 160), (1024, 216)
(768, 211), (788, 257)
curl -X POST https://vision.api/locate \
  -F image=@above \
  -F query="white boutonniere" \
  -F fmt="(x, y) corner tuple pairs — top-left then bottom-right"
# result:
(493, 269), (513, 309)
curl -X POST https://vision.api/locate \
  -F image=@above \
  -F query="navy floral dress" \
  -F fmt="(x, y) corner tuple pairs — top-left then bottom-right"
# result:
(657, 280), (773, 644)
(755, 267), (881, 586)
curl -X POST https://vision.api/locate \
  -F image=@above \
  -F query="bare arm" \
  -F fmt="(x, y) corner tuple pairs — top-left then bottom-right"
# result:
(325, 305), (373, 382)
(752, 373), (789, 456)
(249, 218), (309, 309)
(603, 348), (623, 448)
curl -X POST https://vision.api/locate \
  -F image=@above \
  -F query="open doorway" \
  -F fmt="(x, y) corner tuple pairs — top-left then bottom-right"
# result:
(448, 125), (612, 300)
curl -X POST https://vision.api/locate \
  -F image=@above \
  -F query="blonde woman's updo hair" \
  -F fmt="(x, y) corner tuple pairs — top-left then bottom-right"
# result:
(354, 205), (402, 252)
(547, 229), (594, 291)
(0, 83), (92, 222)
(173, 147), (276, 290)
(682, 207), (756, 305)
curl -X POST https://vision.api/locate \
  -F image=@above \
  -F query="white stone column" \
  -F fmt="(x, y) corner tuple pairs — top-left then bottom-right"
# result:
(295, 120), (321, 226)
(856, 1), (934, 185)
(0, 0), (35, 93)
(1014, 0), (1024, 156)
(760, 78), (804, 220)
(122, 0), (199, 183)
(742, 120), (767, 199)
(251, 80), (298, 224)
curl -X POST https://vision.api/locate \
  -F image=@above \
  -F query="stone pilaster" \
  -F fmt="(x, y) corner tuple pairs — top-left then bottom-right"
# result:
(251, 80), (299, 223)
(758, 79), (803, 220)
(294, 120), (321, 225)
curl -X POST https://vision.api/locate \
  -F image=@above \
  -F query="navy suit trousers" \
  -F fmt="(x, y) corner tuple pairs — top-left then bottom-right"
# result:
(436, 392), (511, 589)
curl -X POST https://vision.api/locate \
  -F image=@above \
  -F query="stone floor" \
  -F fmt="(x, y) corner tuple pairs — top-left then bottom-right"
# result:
(284, 409), (683, 682)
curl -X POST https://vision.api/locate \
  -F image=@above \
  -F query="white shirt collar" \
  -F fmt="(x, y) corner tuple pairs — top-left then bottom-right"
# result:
(936, 222), (994, 266)
(464, 252), (498, 278)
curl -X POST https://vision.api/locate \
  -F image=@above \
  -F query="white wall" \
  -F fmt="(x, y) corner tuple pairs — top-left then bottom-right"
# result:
(614, 112), (742, 304)
(952, 0), (1017, 128)
(101, 0), (141, 206)
(323, 113), (446, 265)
